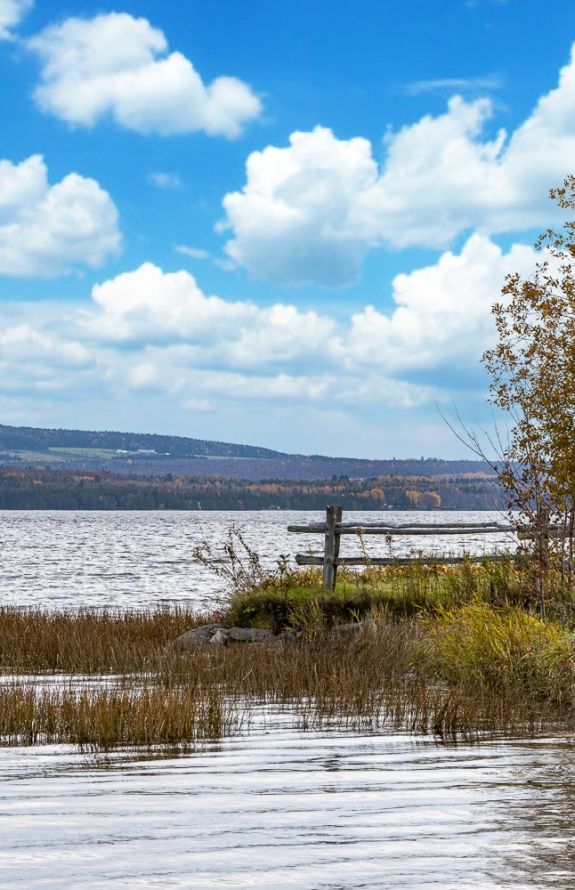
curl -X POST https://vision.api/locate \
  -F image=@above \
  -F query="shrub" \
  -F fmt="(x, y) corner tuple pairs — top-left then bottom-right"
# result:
(421, 602), (575, 705)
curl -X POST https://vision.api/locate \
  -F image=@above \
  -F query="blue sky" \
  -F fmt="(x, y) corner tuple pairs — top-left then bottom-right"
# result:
(1, 0), (575, 457)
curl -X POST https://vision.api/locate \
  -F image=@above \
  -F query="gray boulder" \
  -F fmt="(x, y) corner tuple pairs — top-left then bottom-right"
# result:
(266, 629), (300, 648)
(174, 624), (224, 646)
(226, 627), (273, 642)
(174, 624), (273, 647)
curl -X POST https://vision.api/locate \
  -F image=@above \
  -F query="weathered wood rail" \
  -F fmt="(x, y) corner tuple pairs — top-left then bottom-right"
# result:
(288, 505), (516, 591)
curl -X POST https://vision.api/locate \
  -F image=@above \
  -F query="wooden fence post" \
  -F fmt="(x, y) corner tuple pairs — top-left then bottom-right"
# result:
(323, 505), (342, 591)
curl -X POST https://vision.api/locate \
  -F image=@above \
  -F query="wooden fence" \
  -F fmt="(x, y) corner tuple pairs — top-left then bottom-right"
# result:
(288, 505), (516, 591)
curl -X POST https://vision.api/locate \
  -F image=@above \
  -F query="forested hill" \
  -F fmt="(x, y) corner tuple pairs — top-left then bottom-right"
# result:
(0, 467), (505, 511)
(0, 423), (497, 481)
(0, 424), (284, 459)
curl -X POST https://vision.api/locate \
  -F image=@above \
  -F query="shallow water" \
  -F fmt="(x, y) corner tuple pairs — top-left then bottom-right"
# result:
(0, 509), (515, 611)
(2, 709), (575, 889)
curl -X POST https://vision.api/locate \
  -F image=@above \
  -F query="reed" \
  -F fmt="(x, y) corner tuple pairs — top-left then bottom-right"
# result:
(2, 557), (575, 751)
(0, 680), (233, 750)
(155, 617), (571, 738)
(1, 614), (572, 750)
(0, 605), (207, 674)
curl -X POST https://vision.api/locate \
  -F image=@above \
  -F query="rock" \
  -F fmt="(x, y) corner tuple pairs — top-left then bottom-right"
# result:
(210, 628), (230, 646)
(173, 624), (274, 647)
(173, 624), (224, 646)
(226, 627), (273, 643)
(266, 629), (300, 648)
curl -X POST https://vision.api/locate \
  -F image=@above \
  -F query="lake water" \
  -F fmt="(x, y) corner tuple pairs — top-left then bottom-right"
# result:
(0, 509), (516, 611)
(3, 510), (572, 890)
(2, 715), (575, 889)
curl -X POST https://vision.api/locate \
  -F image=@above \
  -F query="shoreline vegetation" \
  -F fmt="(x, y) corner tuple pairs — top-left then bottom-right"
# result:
(0, 466), (503, 510)
(2, 558), (575, 752)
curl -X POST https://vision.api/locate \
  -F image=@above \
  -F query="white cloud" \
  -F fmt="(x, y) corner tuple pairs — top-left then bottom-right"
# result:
(174, 244), (209, 260)
(0, 323), (90, 365)
(0, 233), (538, 432)
(75, 235), (535, 388)
(221, 126), (377, 285)
(0, 155), (120, 277)
(147, 171), (182, 189)
(81, 263), (337, 369)
(402, 74), (503, 96)
(222, 44), (575, 284)
(28, 12), (262, 138)
(115, 351), (437, 409)
(344, 234), (538, 371)
(0, 0), (32, 40)
(0, 322), (95, 399)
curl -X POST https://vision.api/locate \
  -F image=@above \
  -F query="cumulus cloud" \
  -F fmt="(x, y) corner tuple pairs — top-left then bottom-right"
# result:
(116, 352), (437, 409)
(221, 127), (376, 285)
(0, 155), (120, 277)
(79, 263), (337, 370)
(0, 321), (95, 401)
(0, 233), (539, 427)
(345, 234), (538, 372)
(28, 12), (262, 138)
(0, 323), (90, 365)
(78, 234), (536, 380)
(0, 0), (32, 40)
(222, 45), (575, 284)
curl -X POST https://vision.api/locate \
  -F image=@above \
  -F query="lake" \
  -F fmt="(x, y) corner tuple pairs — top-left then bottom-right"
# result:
(2, 510), (572, 889)
(2, 715), (575, 889)
(0, 509), (515, 610)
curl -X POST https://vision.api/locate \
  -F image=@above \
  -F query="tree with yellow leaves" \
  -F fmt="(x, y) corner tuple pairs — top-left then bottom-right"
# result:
(483, 176), (575, 597)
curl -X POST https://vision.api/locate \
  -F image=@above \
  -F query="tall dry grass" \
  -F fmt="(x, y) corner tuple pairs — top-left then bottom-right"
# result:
(0, 614), (571, 750)
(0, 606), (205, 674)
(2, 555), (575, 752)
(0, 680), (232, 750)
(0, 560), (543, 677)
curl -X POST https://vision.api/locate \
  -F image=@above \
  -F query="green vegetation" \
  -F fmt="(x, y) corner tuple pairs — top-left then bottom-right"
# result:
(223, 560), (528, 629)
(49, 447), (120, 458)
(0, 422), (282, 459)
(2, 558), (575, 752)
(421, 602), (575, 705)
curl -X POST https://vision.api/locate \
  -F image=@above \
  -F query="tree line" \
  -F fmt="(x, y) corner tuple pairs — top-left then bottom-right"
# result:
(0, 467), (504, 511)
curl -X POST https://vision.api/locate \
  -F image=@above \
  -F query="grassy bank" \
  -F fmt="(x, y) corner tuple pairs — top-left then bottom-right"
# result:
(2, 560), (575, 750)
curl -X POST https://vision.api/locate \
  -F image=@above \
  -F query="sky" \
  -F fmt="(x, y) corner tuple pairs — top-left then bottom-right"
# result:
(1, 0), (575, 458)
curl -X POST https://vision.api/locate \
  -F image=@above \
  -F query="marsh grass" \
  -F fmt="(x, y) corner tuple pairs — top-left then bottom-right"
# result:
(0, 559), (525, 674)
(224, 558), (537, 629)
(0, 606), (206, 674)
(0, 680), (232, 750)
(0, 619), (566, 750)
(3, 559), (575, 751)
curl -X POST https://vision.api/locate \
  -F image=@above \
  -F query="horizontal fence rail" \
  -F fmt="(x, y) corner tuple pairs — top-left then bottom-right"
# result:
(288, 505), (519, 591)
(288, 523), (514, 536)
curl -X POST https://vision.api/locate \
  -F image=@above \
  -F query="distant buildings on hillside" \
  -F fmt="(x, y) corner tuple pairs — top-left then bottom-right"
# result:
(115, 449), (170, 456)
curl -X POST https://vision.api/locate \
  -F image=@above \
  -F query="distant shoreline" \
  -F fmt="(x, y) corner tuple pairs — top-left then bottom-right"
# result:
(0, 465), (504, 511)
